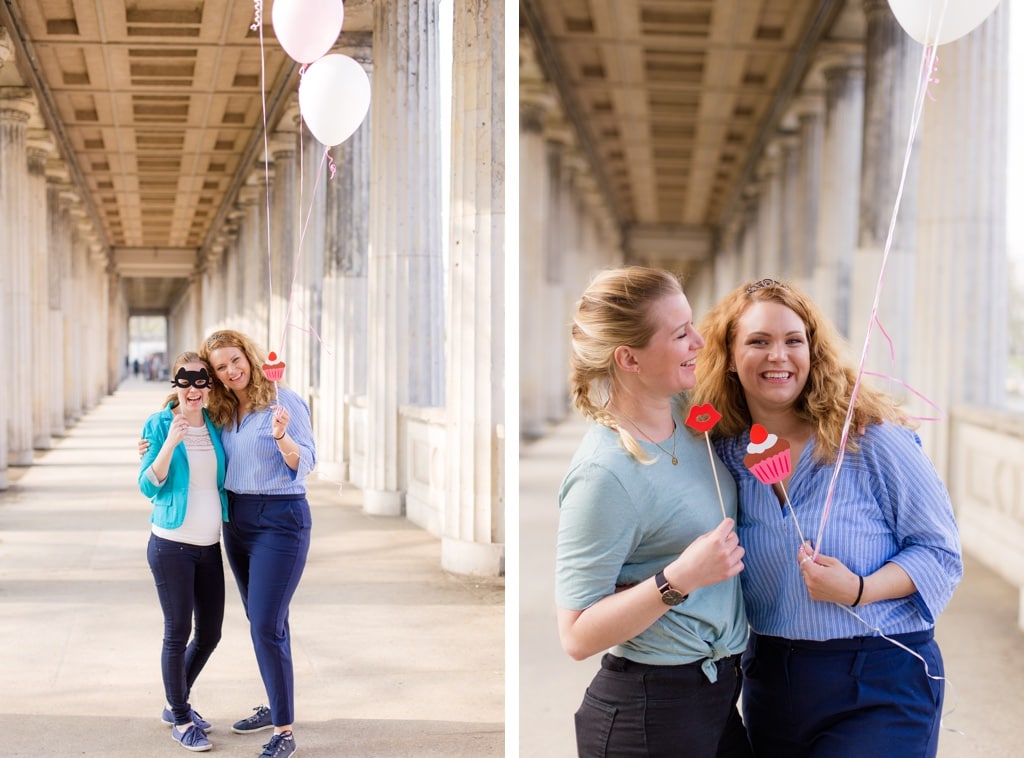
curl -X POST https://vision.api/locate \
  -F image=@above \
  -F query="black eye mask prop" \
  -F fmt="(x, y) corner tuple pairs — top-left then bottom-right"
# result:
(172, 367), (211, 389)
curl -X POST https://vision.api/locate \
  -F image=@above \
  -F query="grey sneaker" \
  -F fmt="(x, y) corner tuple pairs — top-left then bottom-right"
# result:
(232, 704), (273, 734)
(162, 707), (212, 731)
(260, 731), (296, 758)
(171, 724), (212, 752)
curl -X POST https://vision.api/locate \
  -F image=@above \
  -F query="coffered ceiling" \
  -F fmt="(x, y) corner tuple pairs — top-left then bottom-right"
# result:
(0, 0), (371, 314)
(521, 0), (848, 249)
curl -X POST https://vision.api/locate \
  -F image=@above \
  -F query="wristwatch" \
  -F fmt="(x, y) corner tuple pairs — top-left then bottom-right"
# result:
(654, 570), (688, 606)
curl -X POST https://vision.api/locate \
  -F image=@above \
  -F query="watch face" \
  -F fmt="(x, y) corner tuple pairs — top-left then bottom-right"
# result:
(661, 588), (687, 606)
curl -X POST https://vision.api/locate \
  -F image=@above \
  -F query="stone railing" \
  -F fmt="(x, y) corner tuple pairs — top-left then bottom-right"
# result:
(949, 404), (1024, 629)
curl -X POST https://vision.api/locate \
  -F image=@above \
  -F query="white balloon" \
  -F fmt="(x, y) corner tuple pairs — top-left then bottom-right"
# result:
(298, 54), (371, 147)
(887, 0), (1000, 46)
(271, 0), (345, 64)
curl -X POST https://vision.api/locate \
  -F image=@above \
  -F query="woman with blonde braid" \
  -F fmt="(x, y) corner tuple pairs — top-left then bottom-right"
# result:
(556, 266), (752, 757)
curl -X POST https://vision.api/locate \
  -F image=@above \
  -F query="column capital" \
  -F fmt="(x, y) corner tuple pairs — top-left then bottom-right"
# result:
(0, 87), (35, 122)
(0, 26), (14, 73)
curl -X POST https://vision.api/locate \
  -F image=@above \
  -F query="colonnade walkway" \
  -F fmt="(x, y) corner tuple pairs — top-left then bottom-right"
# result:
(521, 416), (1024, 758)
(0, 378), (503, 757)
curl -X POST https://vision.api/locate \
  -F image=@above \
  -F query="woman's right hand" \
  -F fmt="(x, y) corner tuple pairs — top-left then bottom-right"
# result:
(664, 518), (745, 595)
(138, 438), (150, 460)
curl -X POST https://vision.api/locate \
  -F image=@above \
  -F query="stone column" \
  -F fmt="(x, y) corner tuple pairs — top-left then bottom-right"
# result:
(318, 54), (371, 482)
(238, 179), (268, 337)
(518, 87), (552, 440)
(27, 134), (54, 449)
(851, 0), (920, 382)
(0, 89), (35, 468)
(364, 0), (445, 515)
(793, 101), (823, 293)
(269, 136), (297, 361)
(912, 5), (1008, 474)
(543, 123), (573, 424)
(46, 171), (70, 438)
(441, 0), (505, 575)
(814, 52), (865, 336)
(777, 133), (799, 277)
(755, 145), (782, 277)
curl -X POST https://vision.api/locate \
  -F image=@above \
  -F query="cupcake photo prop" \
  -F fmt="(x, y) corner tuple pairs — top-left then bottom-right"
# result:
(685, 403), (727, 519)
(745, 424), (807, 545)
(262, 351), (286, 382)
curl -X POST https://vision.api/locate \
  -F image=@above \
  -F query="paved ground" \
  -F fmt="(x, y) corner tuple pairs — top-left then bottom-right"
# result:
(520, 415), (1024, 758)
(0, 378), (503, 757)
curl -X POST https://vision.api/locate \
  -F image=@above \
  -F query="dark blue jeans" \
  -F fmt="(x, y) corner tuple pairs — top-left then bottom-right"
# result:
(574, 653), (752, 757)
(224, 492), (311, 727)
(741, 630), (944, 757)
(147, 533), (225, 725)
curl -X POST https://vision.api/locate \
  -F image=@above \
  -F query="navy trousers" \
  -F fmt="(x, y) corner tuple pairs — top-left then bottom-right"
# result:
(741, 630), (944, 758)
(574, 653), (752, 758)
(224, 492), (311, 727)
(147, 534), (225, 725)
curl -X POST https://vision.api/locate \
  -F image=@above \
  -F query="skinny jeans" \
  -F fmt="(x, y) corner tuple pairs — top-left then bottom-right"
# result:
(147, 533), (225, 726)
(574, 652), (752, 757)
(741, 629), (944, 758)
(224, 491), (311, 727)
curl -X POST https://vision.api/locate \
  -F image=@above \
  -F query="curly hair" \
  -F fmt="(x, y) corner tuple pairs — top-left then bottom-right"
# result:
(692, 278), (910, 463)
(569, 266), (688, 464)
(162, 351), (209, 410)
(199, 329), (277, 428)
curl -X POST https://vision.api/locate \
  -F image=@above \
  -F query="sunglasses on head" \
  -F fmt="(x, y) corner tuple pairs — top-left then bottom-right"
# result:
(171, 367), (212, 389)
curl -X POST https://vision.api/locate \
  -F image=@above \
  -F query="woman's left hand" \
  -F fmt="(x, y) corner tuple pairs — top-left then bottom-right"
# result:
(797, 543), (862, 606)
(271, 405), (290, 440)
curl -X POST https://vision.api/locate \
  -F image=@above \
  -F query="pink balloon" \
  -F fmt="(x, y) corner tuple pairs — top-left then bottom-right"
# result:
(298, 54), (371, 147)
(271, 0), (345, 64)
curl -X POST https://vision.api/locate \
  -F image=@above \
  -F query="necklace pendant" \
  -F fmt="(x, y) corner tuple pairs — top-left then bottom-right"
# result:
(671, 457), (678, 465)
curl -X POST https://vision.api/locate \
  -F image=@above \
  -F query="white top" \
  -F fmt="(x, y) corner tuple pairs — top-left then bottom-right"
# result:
(152, 424), (222, 546)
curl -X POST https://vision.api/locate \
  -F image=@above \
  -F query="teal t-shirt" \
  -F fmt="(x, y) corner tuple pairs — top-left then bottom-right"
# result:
(556, 404), (748, 674)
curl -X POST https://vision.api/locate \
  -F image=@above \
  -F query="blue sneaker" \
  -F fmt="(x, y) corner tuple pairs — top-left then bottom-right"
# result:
(232, 704), (273, 734)
(171, 724), (212, 752)
(162, 707), (213, 731)
(260, 731), (296, 758)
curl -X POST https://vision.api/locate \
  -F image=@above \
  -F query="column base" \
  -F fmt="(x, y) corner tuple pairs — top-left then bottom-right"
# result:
(363, 488), (404, 516)
(9, 450), (33, 466)
(317, 460), (349, 484)
(441, 537), (504, 577)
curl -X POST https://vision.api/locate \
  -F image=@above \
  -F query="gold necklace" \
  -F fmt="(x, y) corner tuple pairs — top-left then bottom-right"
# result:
(621, 414), (679, 465)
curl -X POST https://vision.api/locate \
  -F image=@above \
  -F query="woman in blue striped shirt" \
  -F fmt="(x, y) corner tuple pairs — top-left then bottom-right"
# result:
(693, 278), (962, 758)
(201, 330), (316, 758)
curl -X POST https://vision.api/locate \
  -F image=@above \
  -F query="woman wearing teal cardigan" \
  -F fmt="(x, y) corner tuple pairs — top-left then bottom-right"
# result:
(139, 351), (228, 753)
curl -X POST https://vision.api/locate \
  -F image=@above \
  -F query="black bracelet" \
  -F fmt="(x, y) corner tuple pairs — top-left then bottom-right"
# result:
(851, 575), (865, 607)
(274, 432), (286, 441)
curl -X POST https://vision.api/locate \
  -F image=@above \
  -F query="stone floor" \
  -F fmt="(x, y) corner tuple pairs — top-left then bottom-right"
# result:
(0, 378), (504, 757)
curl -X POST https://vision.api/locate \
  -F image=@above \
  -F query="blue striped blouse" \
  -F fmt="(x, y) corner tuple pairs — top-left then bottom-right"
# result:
(716, 422), (962, 640)
(220, 385), (316, 495)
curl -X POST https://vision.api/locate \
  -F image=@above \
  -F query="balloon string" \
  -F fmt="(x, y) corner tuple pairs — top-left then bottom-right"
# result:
(252, 0), (274, 339)
(277, 148), (330, 354)
(812, 40), (940, 561)
(837, 603), (963, 735)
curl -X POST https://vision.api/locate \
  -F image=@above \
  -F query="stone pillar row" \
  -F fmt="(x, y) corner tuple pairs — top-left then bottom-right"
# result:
(0, 86), (108, 490)
(701, 0), (1008, 481)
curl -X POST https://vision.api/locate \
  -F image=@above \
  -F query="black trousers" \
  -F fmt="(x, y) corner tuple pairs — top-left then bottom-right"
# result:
(574, 653), (753, 758)
(147, 533), (225, 725)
